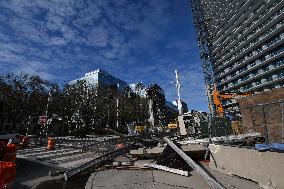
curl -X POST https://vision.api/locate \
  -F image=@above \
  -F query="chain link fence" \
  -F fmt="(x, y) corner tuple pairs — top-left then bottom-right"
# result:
(239, 100), (284, 143)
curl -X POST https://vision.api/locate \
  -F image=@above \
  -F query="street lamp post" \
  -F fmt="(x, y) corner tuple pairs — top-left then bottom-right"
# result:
(44, 91), (52, 137)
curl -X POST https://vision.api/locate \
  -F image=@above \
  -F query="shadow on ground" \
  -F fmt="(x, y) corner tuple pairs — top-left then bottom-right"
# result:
(15, 158), (88, 189)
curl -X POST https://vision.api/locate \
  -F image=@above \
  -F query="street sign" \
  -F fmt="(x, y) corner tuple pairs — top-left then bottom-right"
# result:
(38, 116), (47, 125)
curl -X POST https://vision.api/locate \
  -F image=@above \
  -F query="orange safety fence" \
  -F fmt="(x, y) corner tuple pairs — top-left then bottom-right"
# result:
(3, 144), (17, 162)
(0, 162), (16, 189)
(0, 141), (7, 161)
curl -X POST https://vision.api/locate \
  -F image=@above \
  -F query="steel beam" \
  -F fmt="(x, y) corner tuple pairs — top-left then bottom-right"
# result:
(163, 137), (224, 189)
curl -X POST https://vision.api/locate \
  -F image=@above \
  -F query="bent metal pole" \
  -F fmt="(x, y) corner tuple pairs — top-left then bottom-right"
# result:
(163, 137), (224, 189)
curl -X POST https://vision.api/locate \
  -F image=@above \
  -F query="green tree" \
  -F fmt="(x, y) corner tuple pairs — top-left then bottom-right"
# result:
(146, 84), (166, 131)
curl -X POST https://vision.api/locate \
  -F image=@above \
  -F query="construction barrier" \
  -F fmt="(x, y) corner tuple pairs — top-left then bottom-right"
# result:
(47, 137), (55, 150)
(0, 162), (16, 189)
(0, 140), (7, 161)
(3, 144), (17, 162)
(115, 143), (125, 149)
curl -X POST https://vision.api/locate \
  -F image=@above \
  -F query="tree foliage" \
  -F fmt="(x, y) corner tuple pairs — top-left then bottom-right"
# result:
(146, 84), (166, 131)
(0, 73), (54, 133)
(0, 73), (152, 135)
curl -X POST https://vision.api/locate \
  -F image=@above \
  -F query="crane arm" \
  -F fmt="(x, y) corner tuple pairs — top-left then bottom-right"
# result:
(212, 88), (250, 117)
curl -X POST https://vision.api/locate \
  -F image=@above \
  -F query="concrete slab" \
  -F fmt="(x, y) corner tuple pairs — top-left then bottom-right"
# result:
(92, 182), (191, 189)
(200, 162), (261, 189)
(86, 169), (211, 189)
(209, 144), (284, 189)
(92, 170), (153, 187)
(153, 169), (210, 189)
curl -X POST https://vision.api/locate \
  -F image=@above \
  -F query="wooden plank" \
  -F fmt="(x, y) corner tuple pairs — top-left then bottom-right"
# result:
(146, 163), (189, 176)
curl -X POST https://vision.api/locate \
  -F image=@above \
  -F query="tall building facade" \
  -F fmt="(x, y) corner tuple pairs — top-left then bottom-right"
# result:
(192, 0), (284, 112)
(69, 69), (128, 91)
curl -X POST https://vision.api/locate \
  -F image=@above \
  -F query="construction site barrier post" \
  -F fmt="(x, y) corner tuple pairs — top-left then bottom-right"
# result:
(0, 162), (16, 189)
(47, 137), (55, 150)
(3, 143), (17, 162)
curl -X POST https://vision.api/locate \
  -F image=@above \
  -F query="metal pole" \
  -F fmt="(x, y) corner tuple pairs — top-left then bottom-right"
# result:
(281, 102), (284, 143)
(26, 115), (31, 136)
(116, 84), (119, 129)
(262, 105), (269, 144)
(44, 91), (51, 137)
(164, 137), (224, 189)
(175, 70), (183, 115)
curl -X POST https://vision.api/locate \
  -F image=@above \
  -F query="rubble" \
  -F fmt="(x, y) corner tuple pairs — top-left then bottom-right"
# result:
(14, 133), (273, 189)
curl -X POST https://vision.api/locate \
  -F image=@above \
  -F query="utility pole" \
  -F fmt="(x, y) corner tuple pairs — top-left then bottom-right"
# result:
(116, 84), (119, 129)
(174, 70), (183, 115)
(172, 70), (187, 135)
(26, 115), (31, 136)
(44, 91), (51, 137)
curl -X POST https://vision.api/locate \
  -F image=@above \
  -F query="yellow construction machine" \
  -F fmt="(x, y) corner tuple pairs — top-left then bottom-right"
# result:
(167, 123), (178, 129)
(134, 125), (146, 134)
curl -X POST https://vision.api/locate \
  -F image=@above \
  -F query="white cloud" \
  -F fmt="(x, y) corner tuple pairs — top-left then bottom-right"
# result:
(86, 25), (109, 48)
(49, 37), (66, 46)
(0, 0), (207, 110)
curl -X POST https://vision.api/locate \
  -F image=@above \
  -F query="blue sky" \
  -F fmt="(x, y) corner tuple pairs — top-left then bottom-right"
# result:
(0, 0), (208, 111)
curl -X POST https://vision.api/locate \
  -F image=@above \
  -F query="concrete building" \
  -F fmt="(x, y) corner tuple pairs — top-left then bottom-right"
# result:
(69, 69), (128, 91)
(173, 100), (188, 113)
(70, 70), (178, 123)
(129, 83), (147, 97)
(130, 83), (178, 113)
(192, 0), (284, 112)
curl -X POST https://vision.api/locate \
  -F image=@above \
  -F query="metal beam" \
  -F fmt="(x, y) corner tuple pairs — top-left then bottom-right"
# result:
(163, 137), (224, 189)
(63, 144), (134, 181)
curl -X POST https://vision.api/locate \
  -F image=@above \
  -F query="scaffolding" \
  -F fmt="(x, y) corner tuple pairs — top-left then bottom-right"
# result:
(191, 0), (216, 116)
